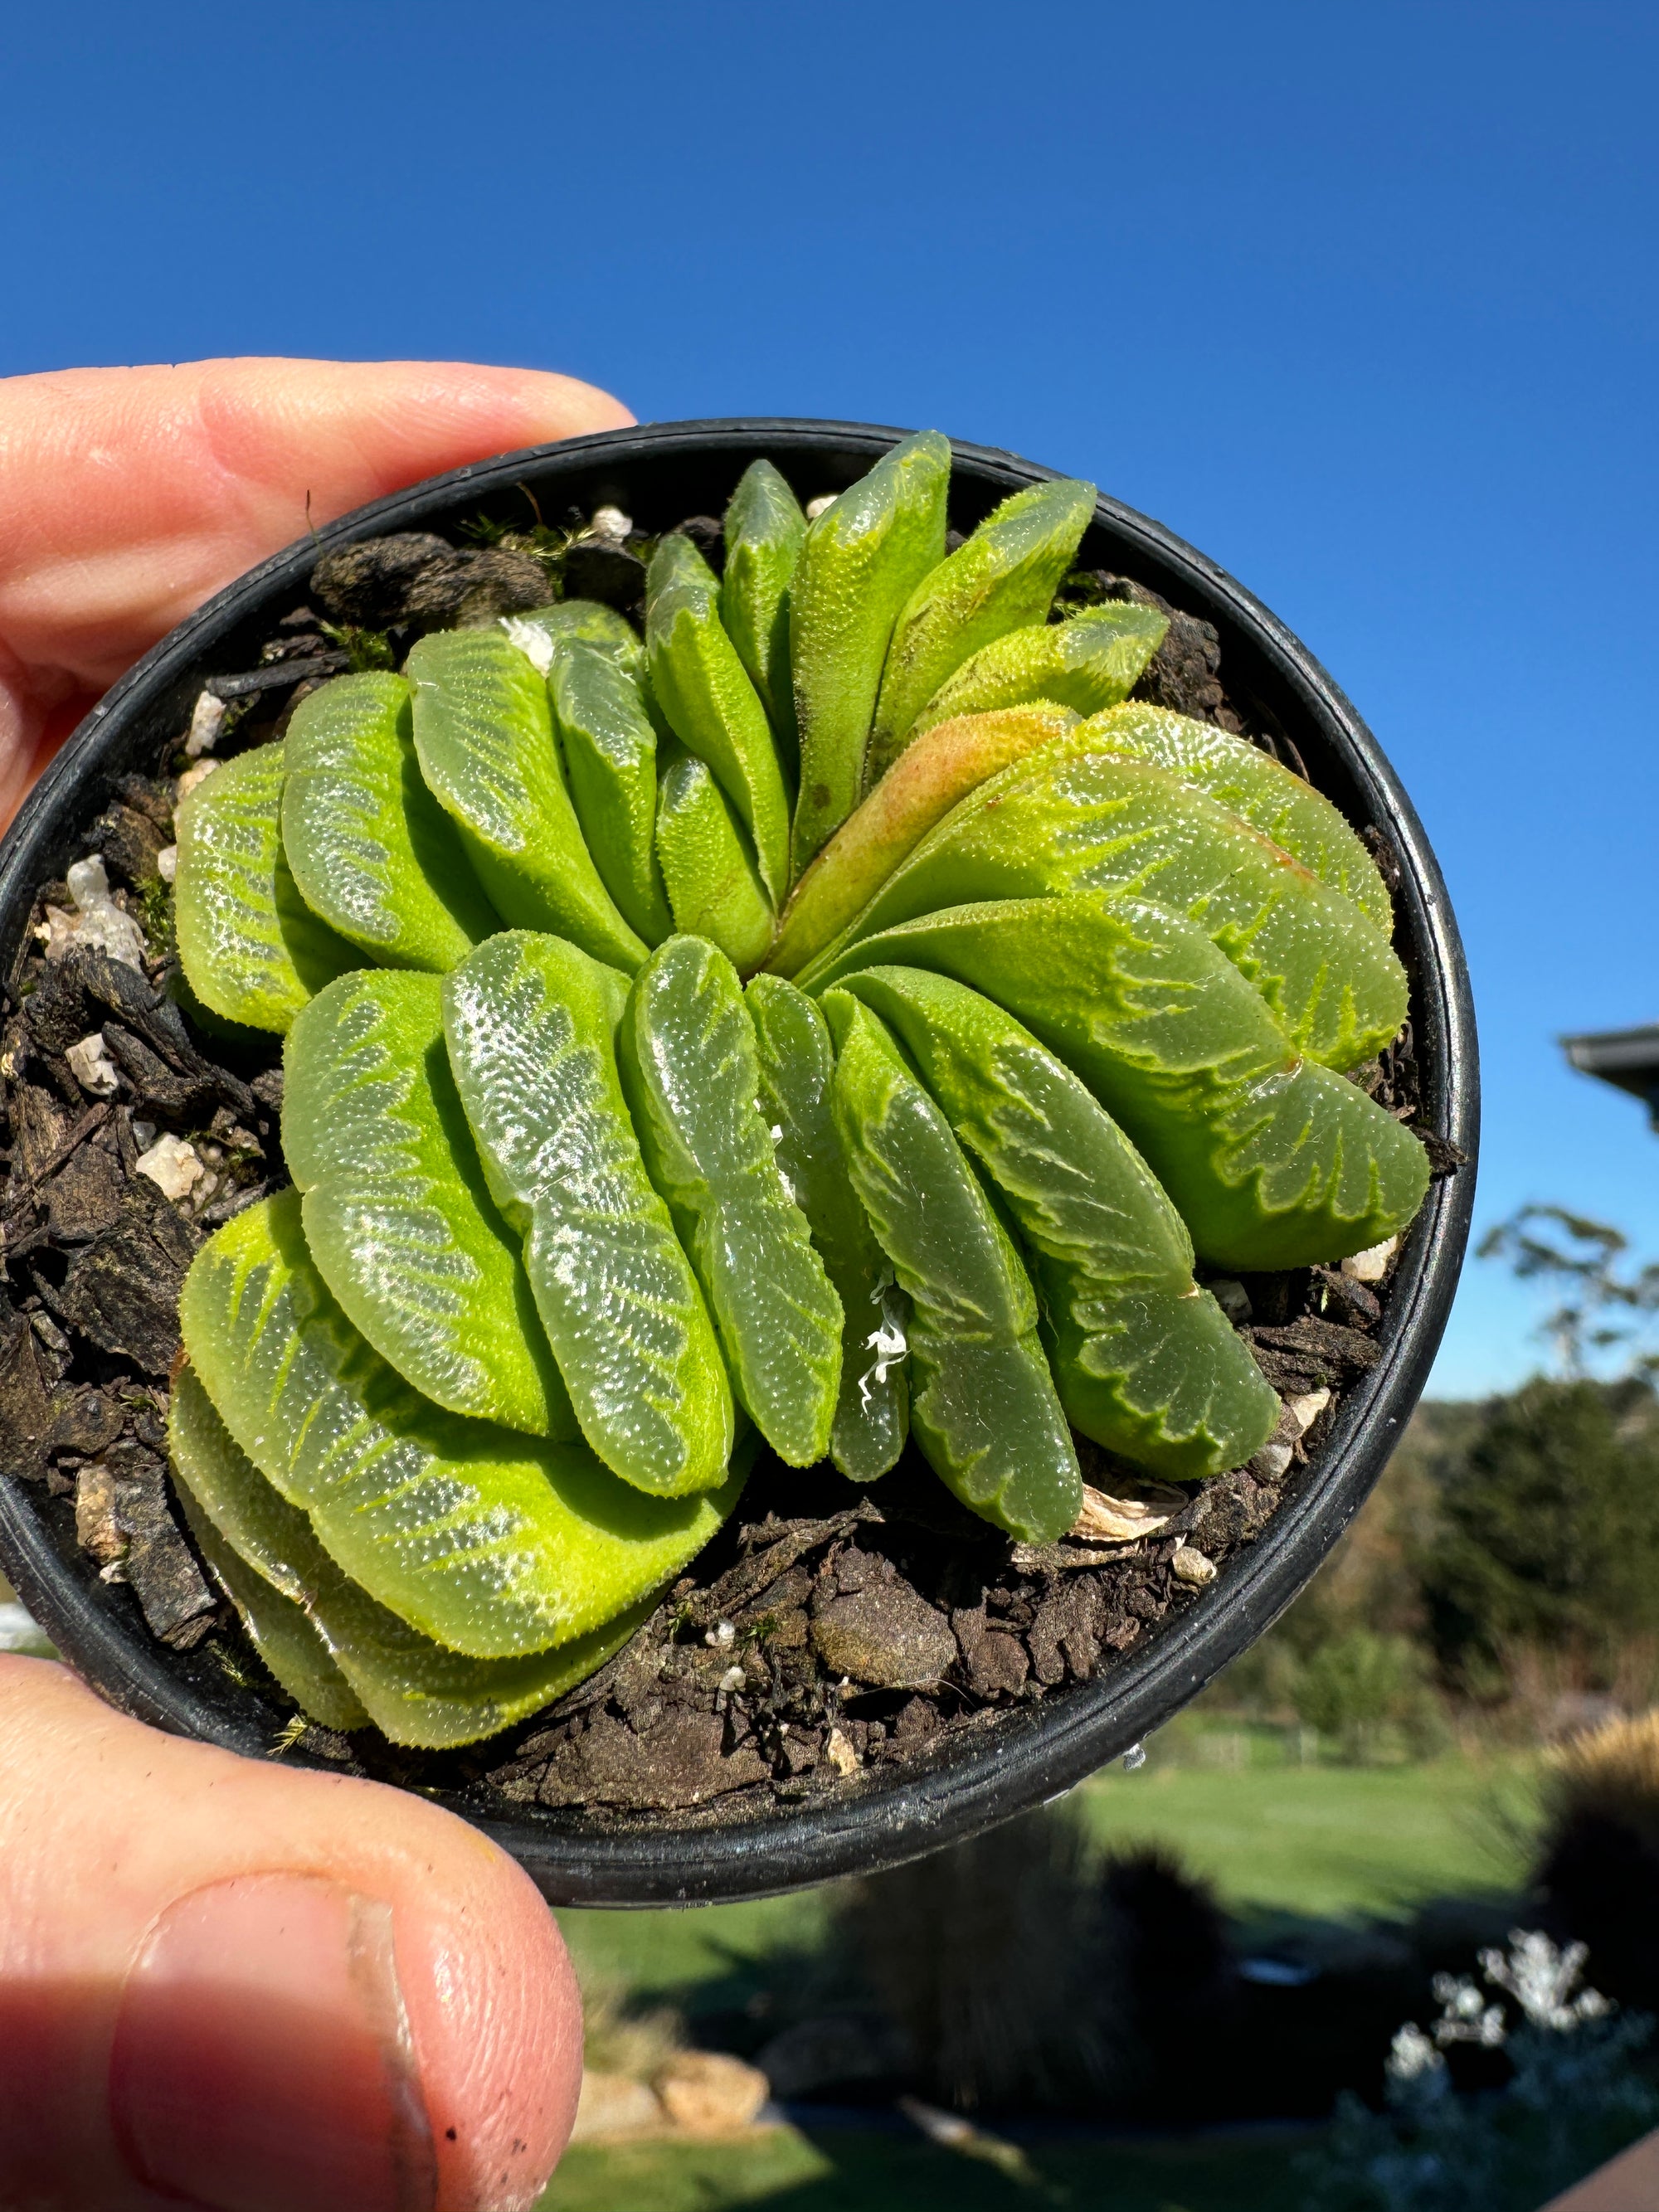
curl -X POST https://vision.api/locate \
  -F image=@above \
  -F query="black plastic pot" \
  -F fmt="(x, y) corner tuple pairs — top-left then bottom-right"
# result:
(0, 419), (1478, 1906)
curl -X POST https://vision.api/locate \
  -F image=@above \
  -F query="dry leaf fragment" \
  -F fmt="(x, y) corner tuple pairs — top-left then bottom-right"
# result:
(1067, 1480), (1188, 1544)
(825, 1725), (859, 1777)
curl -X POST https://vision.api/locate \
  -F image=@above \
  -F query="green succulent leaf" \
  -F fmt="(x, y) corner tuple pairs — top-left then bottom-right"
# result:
(645, 532), (792, 905)
(173, 741), (359, 1033)
(171, 1366), (657, 1748)
(721, 459), (806, 764)
(1077, 702), (1394, 936)
(654, 745), (776, 972)
(620, 937), (843, 1467)
(747, 973), (907, 1481)
(816, 892), (1430, 1271)
(503, 599), (648, 684)
(910, 604), (1169, 739)
(179, 1190), (741, 1657)
(407, 626), (647, 973)
(443, 930), (735, 1497)
(814, 729), (1407, 1070)
(550, 639), (674, 946)
(283, 969), (575, 1438)
(766, 706), (1075, 980)
(823, 990), (1082, 1544)
(280, 671), (498, 970)
(865, 477), (1097, 785)
(840, 966), (1280, 1479)
(789, 430), (952, 876)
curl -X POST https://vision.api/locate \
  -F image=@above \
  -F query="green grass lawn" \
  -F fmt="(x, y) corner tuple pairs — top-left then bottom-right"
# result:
(541, 2120), (1311, 2211)
(549, 1747), (1540, 2209)
(1076, 1738), (1537, 1923)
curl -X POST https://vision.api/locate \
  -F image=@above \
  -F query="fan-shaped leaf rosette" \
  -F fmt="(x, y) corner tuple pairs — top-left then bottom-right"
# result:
(168, 437), (1430, 1746)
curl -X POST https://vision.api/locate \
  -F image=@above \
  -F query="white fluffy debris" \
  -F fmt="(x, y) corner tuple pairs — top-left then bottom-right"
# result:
(588, 503), (633, 542)
(184, 688), (227, 758)
(134, 1132), (207, 1204)
(66, 1032), (120, 1099)
(704, 1619), (737, 1650)
(805, 493), (839, 520)
(1170, 1541), (1218, 1587)
(1068, 1481), (1186, 1544)
(36, 856), (147, 971)
(1342, 1237), (1398, 1284)
(1208, 1277), (1252, 1324)
(175, 758), (220, 805)
(500, 615), (557, 675)
(156, 844), (178, 884)
(717, 1664), (747, 1694)
(858, 1313), (907, 1407)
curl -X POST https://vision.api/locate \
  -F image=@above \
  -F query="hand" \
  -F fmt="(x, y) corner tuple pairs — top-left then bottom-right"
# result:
(0, 356), (635, 2211)
(0, 355), (632, 829)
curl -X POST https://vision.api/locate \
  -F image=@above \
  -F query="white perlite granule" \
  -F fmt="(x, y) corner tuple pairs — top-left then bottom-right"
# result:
(134, 1133), (206, 1203)
(66, 1033), (120, 1098)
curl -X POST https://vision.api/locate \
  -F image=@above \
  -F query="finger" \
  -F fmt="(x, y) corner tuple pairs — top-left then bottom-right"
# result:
(0, 356), (633, 819)
(0, 1655), (582, 2212)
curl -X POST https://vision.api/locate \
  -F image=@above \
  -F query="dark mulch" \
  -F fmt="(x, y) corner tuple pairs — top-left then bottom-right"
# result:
(0, 511), (1453, 1822)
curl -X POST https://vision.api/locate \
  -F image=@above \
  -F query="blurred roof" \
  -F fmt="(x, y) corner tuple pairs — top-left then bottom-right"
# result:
(1561, 1023), (1659, 1129)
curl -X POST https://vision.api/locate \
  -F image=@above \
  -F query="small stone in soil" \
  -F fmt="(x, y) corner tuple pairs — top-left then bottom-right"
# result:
(562, 539), (645, 610)
(810, 1579), (956, 1691)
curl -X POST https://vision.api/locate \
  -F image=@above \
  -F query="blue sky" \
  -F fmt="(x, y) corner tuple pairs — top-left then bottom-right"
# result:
(4, 2), (1655, 1397)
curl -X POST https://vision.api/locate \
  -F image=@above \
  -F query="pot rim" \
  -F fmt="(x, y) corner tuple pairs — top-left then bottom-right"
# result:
(0, 417), (1479, 1905)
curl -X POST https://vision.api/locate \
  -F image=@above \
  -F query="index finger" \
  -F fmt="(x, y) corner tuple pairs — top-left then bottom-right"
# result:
(0, 357), (633, 820)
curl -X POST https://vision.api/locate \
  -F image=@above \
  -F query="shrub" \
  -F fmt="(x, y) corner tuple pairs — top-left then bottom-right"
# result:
(1418, 1378), (1659, 1694)
(1535, 1709), (1659, 2015)
(1300, 1931), (1659, 2212)
(832, 1806), (1124, 2112)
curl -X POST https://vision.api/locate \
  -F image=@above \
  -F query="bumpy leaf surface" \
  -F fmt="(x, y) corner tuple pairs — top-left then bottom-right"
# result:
(503, 598), (648, 684)
(911, 605), (1169, 738)
(1078, 702), (1394, 936)
(646, 532), (792, 904)
(620, 938), (842, 1466)
(280, 672), (497, 970)
(174, 742), (358, 1033)
(180, 1192), (740, 1656)
(171, 1416), (370, 1732)
(766, 706), (1074, 980)
(551, 639), (674, 945)
(654, 746), (776, 972)
(172, 1366), (655, 1747)
(747, 974), (907, 1480)
(407, 627), (646, 972)
(842, 967), (1280, 1478)
(721, 459), (805, 761)
(817, 730), (1407, 1069)
(867, 477), (1096, 783)
(789, 430), (951, 874)
(443, 931), (734, 1496)
(816, 893), (1431, 1270)
(825, 992), (1082, 1544)
(284, 970), (574, 1438)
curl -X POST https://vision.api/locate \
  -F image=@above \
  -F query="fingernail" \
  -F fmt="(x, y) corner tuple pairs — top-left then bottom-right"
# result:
(110, 1873), (436, 2212)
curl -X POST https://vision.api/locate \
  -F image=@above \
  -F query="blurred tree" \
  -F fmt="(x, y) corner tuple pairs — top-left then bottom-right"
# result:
(1478, 1203), (1659, 1378)
(1418, 1376), (1659, 1694)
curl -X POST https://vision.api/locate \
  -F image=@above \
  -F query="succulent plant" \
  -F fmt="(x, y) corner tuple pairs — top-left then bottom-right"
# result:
(168, 435), (1431, 1747)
